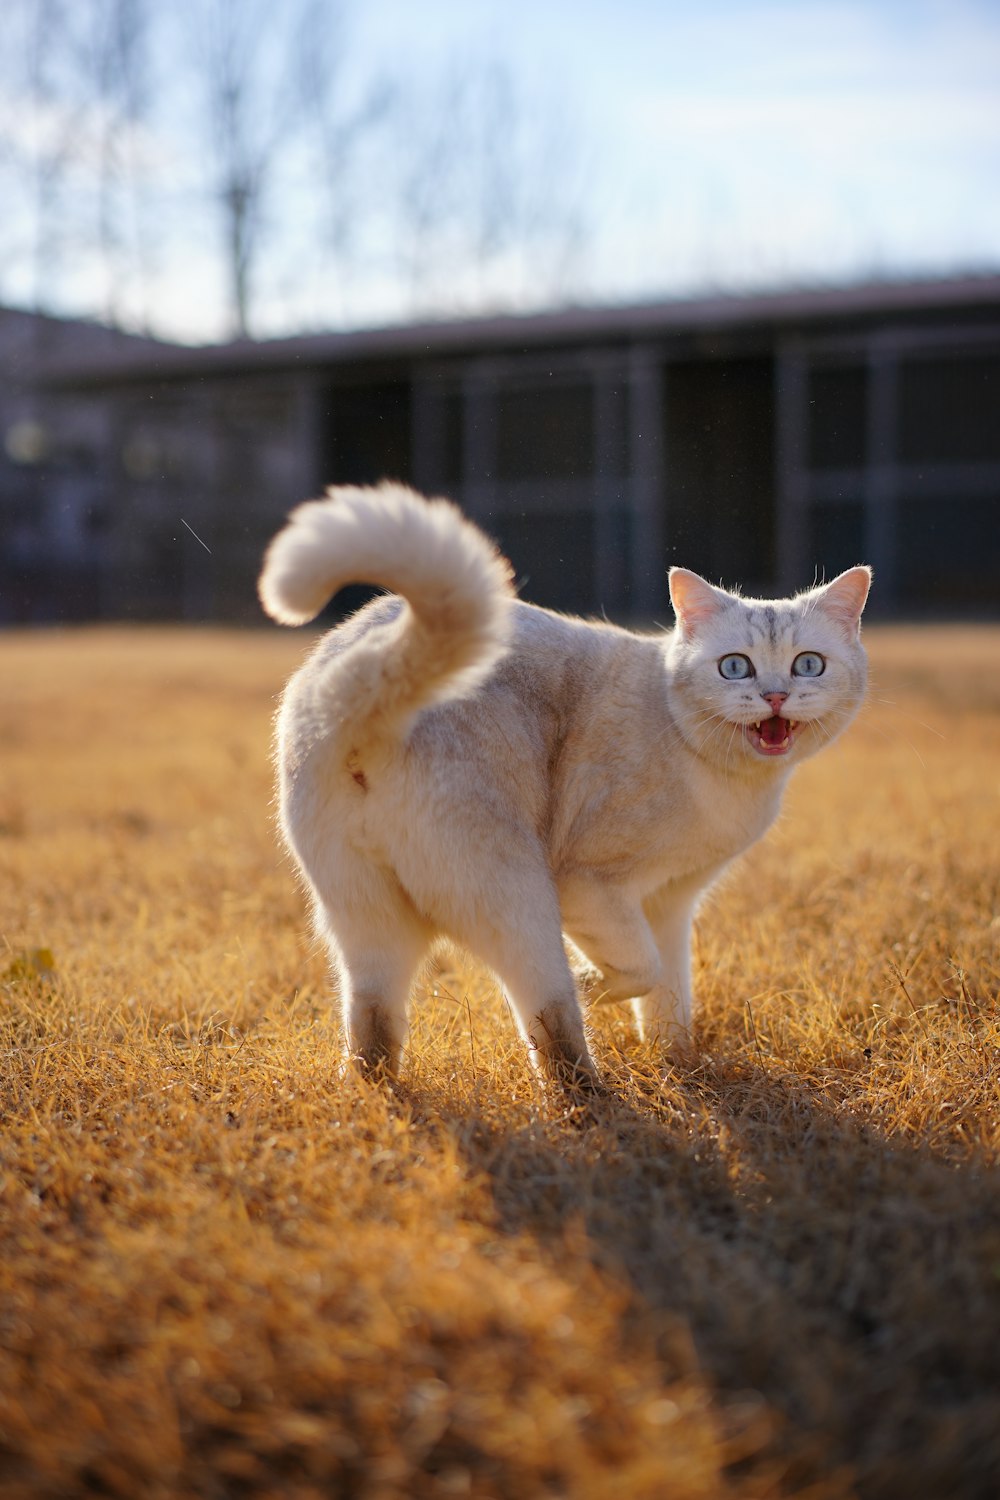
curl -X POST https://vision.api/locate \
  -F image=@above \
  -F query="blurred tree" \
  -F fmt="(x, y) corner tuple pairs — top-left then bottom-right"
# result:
(1, 0), (153, 328)
(199, 0), (303, 338)
(89, 0), (152, 329)
(0, 0), (590, 338)
(294, 2), (394, 327)
(388, 57), (590, 317)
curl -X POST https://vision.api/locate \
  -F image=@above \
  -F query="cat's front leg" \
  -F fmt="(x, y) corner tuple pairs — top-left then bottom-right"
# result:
(561, 875), (698, 1061)
(631, 984), (693, 1059)
(560, 878), (663, 1007)
(634, 882), (700, 1059)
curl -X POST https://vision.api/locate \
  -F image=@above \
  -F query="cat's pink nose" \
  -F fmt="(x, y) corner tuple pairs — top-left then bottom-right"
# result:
(762, 691), (788, 714)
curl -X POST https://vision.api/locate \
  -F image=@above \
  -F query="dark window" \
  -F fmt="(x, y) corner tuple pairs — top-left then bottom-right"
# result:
(496, 383), (593, 481)
(663, 358), (775, 591)
(440, 389), (464, 487)
(898, 354), (1000, 465)
(323, 382), (412, 486)
(807, 364), (867, 470)
(807, 501), (865, 583)
(487, 510), (594, 612)
(596, 382), (631, 478)
(895, 494), (999, 610)
(595, 504), (633, 614)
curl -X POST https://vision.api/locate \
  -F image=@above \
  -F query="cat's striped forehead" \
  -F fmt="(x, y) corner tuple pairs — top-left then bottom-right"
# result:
(743, 602), (786, 646)
(716, 596), (820, 652)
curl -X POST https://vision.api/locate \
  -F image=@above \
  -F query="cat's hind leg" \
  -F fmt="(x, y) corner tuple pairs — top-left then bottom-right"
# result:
(315, 881), (431, 1080)
(459, 865), (601, 1091)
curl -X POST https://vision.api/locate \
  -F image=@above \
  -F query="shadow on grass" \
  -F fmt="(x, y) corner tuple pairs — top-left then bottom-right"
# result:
(428, 1058), (1000, 1500)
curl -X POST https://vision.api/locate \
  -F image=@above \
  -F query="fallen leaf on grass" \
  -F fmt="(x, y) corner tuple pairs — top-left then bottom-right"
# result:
(4, 947), (56, 984)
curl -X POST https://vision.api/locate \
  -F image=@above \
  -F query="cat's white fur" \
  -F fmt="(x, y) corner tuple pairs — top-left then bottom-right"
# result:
(259, 481), (870, 1089)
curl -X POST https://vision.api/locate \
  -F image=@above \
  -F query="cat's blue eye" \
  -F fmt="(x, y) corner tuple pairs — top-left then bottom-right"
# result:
(792, 652), (825, 677)
(718, 654), (754, 680)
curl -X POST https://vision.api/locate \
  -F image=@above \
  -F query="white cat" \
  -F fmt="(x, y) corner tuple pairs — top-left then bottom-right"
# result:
(259, 482), (870, 1090)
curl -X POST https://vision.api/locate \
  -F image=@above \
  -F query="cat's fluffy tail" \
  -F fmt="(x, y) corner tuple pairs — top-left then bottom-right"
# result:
(258, 482), (515, 744)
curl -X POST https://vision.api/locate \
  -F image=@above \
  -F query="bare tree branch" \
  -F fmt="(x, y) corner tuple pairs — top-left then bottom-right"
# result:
(386, 56), (592, 319)
(1, 4), (593, 336)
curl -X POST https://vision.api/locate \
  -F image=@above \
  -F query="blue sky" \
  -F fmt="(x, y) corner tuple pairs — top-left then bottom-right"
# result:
(6, 0), (997, 338)
(342, 0), (1000, 305)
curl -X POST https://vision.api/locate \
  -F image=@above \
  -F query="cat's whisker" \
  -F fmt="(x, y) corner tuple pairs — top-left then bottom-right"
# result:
(662, 709), (731, 758)
(870, 697), (946, 741)
(694, 715), (741, 764)
(725, 720), (740, 778)
(811, 720), (835, 754)
(855, 703), (928, 768)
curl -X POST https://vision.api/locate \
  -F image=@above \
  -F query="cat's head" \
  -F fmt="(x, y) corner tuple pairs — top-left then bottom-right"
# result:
(665, 566), (871, 774)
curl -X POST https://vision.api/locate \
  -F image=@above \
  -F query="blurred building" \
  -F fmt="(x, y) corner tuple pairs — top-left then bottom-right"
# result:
(3, 273), (999, 624)
(0, 308), (173, 623)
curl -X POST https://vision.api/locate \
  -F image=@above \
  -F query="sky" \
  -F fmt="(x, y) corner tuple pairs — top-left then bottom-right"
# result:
(344, 0), (1000, 302)
(6, 0), (1000, 340)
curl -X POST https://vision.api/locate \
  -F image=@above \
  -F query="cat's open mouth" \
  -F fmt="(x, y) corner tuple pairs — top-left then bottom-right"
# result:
(745, 716), (799, 756)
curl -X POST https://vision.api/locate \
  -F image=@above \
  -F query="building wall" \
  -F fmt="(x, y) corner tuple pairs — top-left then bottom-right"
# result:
(3, 294), (998, 624)
(1, 356), (317, 624)
(776, 321), (1000, 613)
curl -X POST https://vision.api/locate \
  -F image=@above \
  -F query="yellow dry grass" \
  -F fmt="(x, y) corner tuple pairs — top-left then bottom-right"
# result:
(1, 623), (998, 1499)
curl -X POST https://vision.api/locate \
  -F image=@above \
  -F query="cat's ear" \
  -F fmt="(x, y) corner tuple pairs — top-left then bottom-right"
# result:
(669, 568), (729, 632)
(812, 566), (872, 632)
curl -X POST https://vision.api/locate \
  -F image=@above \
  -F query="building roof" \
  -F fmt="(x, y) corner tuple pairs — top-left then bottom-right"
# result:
(31, 271), (1000, 388)
(0, 305), (173, 381)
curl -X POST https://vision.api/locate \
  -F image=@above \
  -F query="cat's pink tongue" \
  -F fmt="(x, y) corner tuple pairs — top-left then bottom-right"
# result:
(760, 716), (787, 746)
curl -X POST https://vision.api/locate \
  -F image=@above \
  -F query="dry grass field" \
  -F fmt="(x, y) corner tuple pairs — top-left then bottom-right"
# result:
(1, 623), (998, 1499)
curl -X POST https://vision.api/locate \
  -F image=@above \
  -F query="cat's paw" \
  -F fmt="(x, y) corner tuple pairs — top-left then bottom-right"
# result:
(651, 1038), (698, 1082)
(338, 1047), (401, 1089)
(580, 965), (658, 1009)
(547, 1053), (607, 1095)
(528, 1040), (609, 1104)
